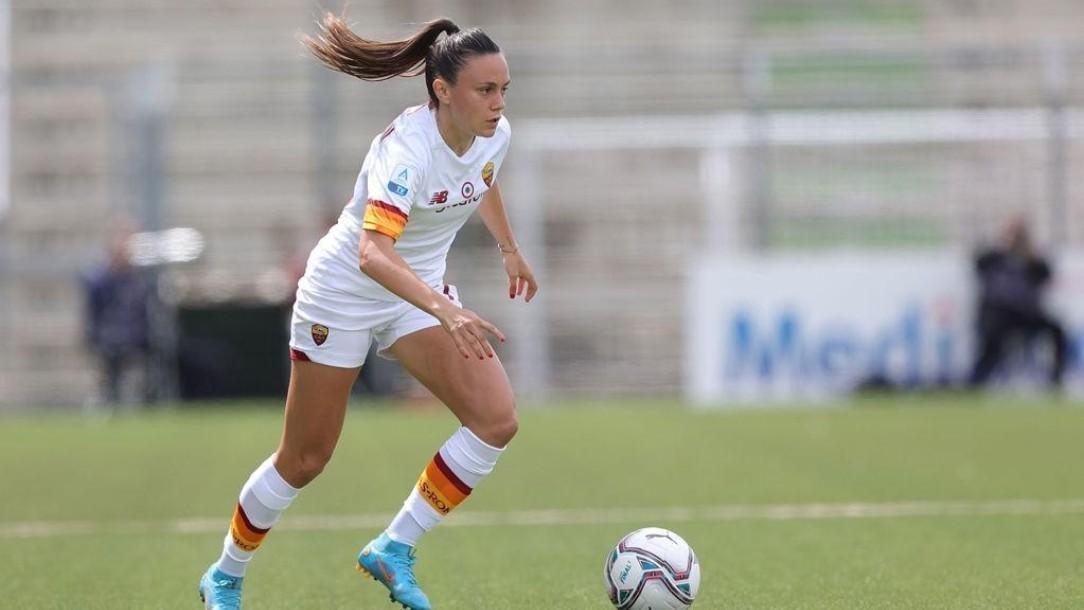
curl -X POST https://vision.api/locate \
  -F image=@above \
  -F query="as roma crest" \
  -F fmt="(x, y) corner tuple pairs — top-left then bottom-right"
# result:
(311, 324), (329, 346)
(482, 161), (495, 187)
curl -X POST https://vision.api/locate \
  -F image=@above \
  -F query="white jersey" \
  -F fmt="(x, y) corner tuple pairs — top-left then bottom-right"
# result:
(295, 104), (511, 329)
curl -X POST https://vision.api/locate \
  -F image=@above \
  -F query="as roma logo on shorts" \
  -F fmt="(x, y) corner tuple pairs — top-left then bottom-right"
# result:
(311, 324), (329, 346)
(482, 161), (495, 187)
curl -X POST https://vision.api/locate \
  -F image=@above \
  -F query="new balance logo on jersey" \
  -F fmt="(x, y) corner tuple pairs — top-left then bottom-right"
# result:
(429, 190), (449, 205)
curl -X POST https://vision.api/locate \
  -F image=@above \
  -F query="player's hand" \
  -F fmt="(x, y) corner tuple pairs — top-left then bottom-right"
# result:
(437, 304), (505, 360)
(503, 250), (538, 302)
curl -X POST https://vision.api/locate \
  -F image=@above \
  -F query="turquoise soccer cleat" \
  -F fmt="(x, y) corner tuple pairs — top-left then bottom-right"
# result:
(356, 533), (433, 610)
(198, 563), (244, 610)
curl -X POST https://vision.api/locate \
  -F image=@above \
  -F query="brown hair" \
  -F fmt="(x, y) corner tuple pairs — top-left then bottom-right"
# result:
(302, 14), (501, 106)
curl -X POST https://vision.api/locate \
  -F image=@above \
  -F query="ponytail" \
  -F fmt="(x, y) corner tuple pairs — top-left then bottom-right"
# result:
(303, 15), (458, 81)
(303, 14), (501, 106)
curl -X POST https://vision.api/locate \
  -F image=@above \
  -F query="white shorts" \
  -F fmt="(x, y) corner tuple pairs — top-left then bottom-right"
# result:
(289, 284), (461, 369)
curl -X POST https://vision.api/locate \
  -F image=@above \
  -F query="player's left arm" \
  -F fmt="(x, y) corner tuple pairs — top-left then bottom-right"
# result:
(478, 182), (538, 302)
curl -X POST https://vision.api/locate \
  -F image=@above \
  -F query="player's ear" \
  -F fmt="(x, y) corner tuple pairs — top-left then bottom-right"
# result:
(433, 77), (452, 106)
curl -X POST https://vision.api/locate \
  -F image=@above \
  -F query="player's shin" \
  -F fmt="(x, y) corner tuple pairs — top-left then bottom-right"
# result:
(215, 454), (300, 577)
(385, 426), (505, 546)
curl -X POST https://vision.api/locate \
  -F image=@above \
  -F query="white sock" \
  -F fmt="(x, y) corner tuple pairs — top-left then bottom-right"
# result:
(385, 427), (504, 546)
(216, 455), (300, 577)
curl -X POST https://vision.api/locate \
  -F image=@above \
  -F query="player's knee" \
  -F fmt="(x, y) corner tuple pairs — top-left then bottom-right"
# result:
(476, 410), (518, 448)
(299, 450), (333, 483)
(277, 447), (334, 487)
(498, 415), (519, 446)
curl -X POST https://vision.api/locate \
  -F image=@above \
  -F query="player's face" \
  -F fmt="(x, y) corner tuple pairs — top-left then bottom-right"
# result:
(445, 53), (510, 138)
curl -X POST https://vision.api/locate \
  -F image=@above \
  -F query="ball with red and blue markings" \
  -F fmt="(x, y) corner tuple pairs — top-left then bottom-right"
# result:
(603, 527), (701, 609)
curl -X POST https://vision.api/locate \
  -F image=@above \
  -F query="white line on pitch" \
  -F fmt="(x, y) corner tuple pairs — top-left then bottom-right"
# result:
(3, 498), (1083, 540)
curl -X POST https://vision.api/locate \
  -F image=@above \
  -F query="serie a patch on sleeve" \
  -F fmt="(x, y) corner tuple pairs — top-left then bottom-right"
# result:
(387, 164), (412, 197)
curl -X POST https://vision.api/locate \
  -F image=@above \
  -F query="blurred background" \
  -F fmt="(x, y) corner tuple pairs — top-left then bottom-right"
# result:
(2, 0), (1083, 409)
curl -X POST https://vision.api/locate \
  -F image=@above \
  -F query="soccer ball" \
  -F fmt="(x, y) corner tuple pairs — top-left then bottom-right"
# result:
(603, 527), (701, 609)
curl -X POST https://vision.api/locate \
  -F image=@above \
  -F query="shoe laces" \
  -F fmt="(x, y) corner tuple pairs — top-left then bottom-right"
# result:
(213, 575), (244, 602)
(387, 548), (419, 586)
(214, 574), (242, 588)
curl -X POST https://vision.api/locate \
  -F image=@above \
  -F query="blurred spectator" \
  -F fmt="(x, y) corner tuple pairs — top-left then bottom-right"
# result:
(81, 225), (153, 405)
(969, 217), (1068, 389)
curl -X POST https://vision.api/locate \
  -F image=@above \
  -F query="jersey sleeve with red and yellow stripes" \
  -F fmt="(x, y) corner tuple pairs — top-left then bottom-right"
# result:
(360, 136), (425, 241)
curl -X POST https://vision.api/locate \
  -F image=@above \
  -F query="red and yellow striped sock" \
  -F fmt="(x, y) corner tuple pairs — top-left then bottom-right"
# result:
(216, 455), (299, 577)
(416, 451), (473, 516)
(229, 502), (271, 552)
(385, 427), (505, 546)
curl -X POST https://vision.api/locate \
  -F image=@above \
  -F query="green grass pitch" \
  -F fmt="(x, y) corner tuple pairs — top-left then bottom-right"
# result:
(1, 396), (1082, 608)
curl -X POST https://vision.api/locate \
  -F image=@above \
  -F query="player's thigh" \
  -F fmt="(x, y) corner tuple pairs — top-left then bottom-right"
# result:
(387, 326), (516, 443)
(279, 316), (372, 483)
(279, 359), (360, 451)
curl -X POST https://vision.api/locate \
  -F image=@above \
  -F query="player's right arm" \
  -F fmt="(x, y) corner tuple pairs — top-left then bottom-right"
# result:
(356, 135), (503, 360)
(358, 230), (504, 360)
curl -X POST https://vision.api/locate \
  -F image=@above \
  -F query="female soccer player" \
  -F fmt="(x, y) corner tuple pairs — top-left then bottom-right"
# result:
(199, 15), (536, 610)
